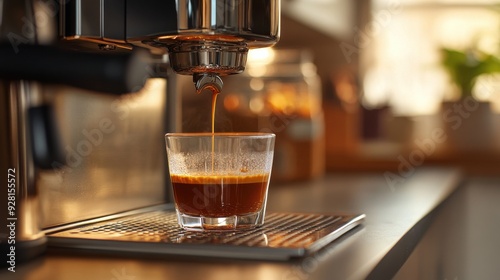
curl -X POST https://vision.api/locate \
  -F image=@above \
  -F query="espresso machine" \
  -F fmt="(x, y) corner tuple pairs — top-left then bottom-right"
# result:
(0, 0), (280, 263)
(1, 0), (364, 264)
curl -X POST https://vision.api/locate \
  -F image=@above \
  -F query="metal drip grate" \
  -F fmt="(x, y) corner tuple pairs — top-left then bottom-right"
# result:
(48, 210), (364, 260)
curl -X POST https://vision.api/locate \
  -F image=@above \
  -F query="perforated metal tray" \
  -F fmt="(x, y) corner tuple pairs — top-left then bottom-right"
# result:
(47, 209), (365, 261)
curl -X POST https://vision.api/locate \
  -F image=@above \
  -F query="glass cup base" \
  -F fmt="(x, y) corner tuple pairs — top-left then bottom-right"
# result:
(176, 209), (265, 231)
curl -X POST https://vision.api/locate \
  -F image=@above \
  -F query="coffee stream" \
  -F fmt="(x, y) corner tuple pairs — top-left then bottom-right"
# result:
(196, 85), (220, 172)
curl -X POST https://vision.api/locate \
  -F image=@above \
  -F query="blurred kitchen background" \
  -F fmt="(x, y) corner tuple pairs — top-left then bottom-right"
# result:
(180, 0), (500, 183)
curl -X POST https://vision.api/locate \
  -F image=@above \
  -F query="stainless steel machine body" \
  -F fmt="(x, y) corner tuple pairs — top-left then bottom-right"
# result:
(61, 0), (280, 90)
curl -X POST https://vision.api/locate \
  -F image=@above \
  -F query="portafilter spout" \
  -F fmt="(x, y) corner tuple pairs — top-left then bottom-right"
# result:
(194, 73), (224, 94)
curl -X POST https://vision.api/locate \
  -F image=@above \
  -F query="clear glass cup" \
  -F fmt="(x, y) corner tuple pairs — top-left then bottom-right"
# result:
(165, 132), (275, 231)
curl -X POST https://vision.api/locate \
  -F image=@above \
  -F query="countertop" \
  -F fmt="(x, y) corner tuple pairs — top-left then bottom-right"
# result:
(1, 167), (462, 280)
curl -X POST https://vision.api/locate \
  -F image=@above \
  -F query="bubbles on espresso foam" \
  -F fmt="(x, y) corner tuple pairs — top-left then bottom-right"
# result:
(168, 151), (273, 176)
(240, 163), (249, 173)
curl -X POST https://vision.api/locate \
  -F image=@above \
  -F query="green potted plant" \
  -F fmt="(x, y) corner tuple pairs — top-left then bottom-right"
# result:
(441, 47), (500, 98)
(440, 46), (500, 152)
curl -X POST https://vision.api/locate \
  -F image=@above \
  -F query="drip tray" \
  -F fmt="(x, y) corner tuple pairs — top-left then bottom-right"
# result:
(47, 210), (365, 261)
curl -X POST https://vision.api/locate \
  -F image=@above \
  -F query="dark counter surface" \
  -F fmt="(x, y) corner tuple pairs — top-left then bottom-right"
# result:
(1, 167), (461, 280)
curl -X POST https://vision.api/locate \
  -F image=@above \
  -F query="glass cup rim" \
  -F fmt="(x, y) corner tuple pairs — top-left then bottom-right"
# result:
(165, 132), (275, 139)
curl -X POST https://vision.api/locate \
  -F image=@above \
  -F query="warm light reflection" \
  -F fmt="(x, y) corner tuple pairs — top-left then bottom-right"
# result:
(334, 72), (358, 107)
(249, 95), (265, 114)
(247, 48), (275, 65)
(223, 93), (241, 112)
(246, 47), (275, 78)
(250, 78), (265, 91)
(118, 78), (167, 109)
(267, 85), (298, 115)
(247, 65), (267, 77)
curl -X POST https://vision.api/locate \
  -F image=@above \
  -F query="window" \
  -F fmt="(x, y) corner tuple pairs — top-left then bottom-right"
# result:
(363, 0), (500, 115)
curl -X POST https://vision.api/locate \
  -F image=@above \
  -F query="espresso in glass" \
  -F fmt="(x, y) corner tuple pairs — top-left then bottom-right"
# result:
(171, 173), (269, 217)
(165, 133), (275, 231)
